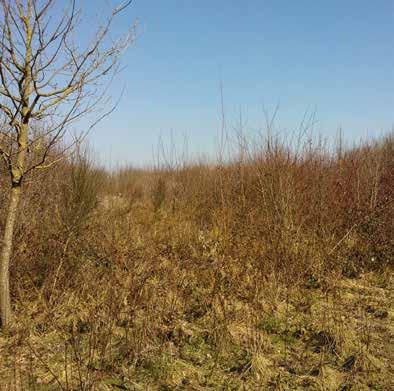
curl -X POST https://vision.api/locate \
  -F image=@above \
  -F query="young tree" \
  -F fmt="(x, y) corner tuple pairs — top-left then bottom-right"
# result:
(0, 0), (134, 327)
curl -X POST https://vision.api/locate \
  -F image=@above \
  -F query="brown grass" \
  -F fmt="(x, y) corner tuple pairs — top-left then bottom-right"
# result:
(0, 131), (393, 390)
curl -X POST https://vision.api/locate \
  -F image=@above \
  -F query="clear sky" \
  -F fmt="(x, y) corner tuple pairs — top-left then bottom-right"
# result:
(80, 0), (394, 166)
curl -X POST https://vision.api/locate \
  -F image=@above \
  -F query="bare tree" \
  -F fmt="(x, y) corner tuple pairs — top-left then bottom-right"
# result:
(0, 0), (135, 327)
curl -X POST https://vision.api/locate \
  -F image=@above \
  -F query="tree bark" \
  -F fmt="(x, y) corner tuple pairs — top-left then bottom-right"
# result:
(0, 184), (21, 327)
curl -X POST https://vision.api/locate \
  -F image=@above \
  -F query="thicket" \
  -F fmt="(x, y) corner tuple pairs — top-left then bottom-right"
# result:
(0, 131), (392, 390)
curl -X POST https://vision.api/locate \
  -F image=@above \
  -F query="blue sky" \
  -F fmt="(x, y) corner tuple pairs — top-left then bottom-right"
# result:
(80, 0), (394, 166)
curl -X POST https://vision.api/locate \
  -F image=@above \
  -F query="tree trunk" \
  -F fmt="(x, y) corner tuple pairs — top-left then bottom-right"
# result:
(0, 184), (21, 327)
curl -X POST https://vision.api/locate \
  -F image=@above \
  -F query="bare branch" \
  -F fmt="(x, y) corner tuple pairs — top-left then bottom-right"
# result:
(0, 0), (135, 183)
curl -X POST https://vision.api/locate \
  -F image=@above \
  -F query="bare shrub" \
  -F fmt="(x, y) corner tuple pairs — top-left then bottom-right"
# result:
(0, 131), (392, 389)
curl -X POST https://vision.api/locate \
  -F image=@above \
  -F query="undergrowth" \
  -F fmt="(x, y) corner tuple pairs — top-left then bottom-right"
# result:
(0, 132), (392, 390)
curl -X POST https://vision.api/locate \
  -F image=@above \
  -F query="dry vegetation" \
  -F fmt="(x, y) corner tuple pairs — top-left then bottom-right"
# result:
(0, 131), (393, 390)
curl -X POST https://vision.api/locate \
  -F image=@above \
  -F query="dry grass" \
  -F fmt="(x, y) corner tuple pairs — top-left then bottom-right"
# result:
(0, 131), (393, 390)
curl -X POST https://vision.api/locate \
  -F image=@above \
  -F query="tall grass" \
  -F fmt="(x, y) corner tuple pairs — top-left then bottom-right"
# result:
(0, 131), (392, 390)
